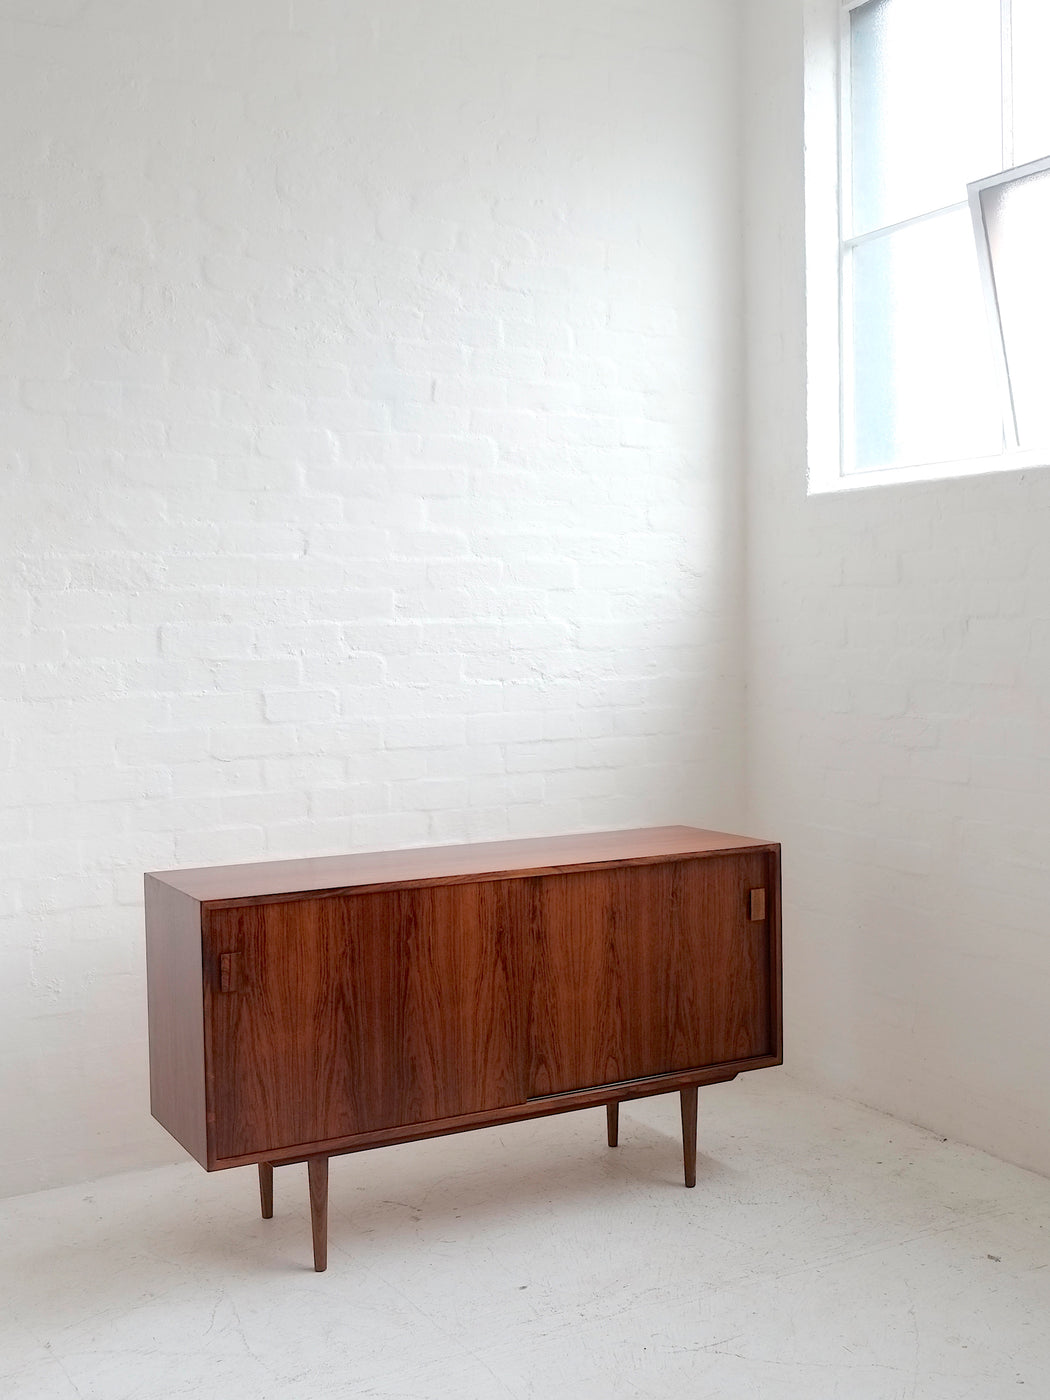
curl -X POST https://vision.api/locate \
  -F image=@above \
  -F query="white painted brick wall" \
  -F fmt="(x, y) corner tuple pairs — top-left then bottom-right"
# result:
(0, 0), (745, 1195)
(744, 0), (1050, 1179)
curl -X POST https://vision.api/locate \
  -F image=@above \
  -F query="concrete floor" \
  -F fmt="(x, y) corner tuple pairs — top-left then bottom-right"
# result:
(2, 1072), (1048, 1400)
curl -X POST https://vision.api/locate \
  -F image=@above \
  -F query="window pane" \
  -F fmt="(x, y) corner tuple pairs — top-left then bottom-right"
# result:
(979, 166), (1050, 449)
(1012, 0), (1050, 166)
(848, 210), (1002, 472)
(851, 0), (1002, 235)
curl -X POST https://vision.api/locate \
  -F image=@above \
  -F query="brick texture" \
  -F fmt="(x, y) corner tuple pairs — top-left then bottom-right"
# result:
(0, 0), (745, 1194)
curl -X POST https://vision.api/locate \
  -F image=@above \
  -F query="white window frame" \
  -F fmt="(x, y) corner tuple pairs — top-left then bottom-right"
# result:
(968, 152), (1050, 450)
(805, 0), (1050, 494)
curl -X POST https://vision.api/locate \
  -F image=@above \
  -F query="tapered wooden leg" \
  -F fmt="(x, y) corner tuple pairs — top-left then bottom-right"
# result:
(680, 1086), (698, 1188)
(308, 1156), (328, 1272)
(606, 1102), (619, 1147)
(258, 1162), (274, 1220)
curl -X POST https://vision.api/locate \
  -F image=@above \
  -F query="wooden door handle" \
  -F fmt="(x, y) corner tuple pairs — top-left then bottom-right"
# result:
(749, 889), (766, 921)
(220, 952), (238, 993)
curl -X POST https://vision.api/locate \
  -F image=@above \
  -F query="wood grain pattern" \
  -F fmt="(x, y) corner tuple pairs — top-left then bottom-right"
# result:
(769, 851), (784, 1063)
(144, 875), (208, 1168)
(210, 1061), (756, 1170)
(308, 1157), (328, 1273)
(203, 880), (529, 1160)
(527, 855), (773, 1097)
(149, 826), (774, 906)
(258, 1162), (273, 1219)
(681, 1086), (698, 1188)
(145, 823), (782, 1276)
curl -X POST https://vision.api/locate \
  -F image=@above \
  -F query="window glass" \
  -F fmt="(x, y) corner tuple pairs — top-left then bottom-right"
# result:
(979, 167), (1050, 447)
(1011, 0), (1050, 166)
(848, 209), (1002, 470)
(850, 0), (1002, 235)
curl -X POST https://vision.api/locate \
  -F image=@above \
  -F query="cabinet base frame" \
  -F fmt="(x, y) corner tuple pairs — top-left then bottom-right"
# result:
(210, 1055), (778, 1173)
(253, 1073), (747, 1271)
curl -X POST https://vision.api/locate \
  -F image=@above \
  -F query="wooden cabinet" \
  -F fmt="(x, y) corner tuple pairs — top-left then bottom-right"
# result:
(146, 825), (781, 1271)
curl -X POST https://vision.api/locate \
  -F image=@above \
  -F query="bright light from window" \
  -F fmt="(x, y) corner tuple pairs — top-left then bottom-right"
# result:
(1012, 0), (1050, 166)
(971, 160), (1050, 450)
(849, 0), (1001, 235)
(840, 0), (1050, 478)
(849, 210), (1001, 471)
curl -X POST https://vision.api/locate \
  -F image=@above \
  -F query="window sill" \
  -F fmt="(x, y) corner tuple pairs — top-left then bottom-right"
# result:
(808, 448), (1050, 496)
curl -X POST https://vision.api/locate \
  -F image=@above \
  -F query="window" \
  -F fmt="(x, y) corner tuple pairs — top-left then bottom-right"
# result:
(969, 155), (1050, 450)
(825, 0), (1050, 485)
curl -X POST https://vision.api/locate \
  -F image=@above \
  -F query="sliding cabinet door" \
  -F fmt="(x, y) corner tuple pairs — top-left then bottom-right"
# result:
(204, 880), (531, 1161)
(527, 855), (774, 1097)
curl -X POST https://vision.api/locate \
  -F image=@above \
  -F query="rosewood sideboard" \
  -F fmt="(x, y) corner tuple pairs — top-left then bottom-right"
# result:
(145, 825), (782, 1270)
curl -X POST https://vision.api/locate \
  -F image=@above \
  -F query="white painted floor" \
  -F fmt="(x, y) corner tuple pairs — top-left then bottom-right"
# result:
(2, 1072), (1048, 1400)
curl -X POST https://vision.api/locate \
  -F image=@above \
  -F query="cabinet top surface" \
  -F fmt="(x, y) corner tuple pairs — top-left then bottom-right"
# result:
(147, 825), (776, 905)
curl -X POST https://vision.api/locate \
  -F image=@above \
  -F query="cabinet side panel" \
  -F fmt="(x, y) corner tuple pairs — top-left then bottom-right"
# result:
(768, 846), (783, 1063)
(144, 876), (207, 1167)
